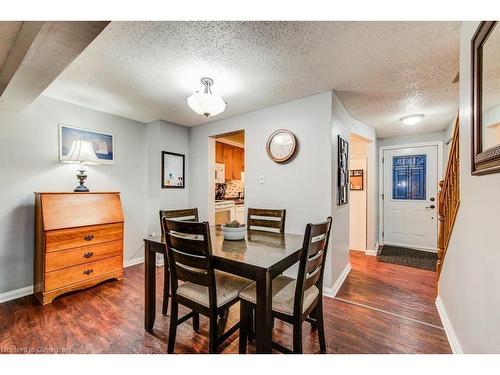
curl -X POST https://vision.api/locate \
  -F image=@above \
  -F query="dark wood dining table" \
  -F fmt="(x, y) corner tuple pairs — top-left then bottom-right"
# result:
(143, 227), (304, 353)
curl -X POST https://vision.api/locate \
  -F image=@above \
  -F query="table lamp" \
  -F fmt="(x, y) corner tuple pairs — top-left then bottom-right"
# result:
(63, 140), (100, 192)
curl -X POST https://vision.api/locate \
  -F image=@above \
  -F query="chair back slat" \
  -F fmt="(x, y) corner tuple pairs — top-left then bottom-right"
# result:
(305, 250), (324, 273)
(175, 263), (210, 286)
(168, 233), (208, 256)
(308, 236), (327, 256)
(165, 219), (206, 236)
(159, 208), (199, 235)
(303, 265), (322, 291)
(293, 217), (333, 317)
(247, 208), (286, 233)
(171, 248), (210, 270)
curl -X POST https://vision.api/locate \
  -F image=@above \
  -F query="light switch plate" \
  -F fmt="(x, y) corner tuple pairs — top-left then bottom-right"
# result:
(258, 175), (265, 184)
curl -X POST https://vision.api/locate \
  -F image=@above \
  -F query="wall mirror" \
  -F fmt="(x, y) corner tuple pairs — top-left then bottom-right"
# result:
(472, 21), (500, 175)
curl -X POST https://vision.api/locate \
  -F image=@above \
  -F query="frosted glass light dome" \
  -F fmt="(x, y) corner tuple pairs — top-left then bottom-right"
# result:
(187, 77), (226, 117)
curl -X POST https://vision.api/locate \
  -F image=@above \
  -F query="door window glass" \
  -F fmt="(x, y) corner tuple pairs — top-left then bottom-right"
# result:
(392, 154), (426, 200)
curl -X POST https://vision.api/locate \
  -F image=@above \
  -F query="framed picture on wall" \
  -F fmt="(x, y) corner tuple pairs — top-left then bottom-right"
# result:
(59, 124), (115, 165)
(337, 135), (349, 205)
(350, 169), (364, 190)
(162, 151), (185, 188)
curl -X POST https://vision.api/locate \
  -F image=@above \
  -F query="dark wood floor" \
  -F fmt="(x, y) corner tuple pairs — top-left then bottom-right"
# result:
(0, 250), (451, 354)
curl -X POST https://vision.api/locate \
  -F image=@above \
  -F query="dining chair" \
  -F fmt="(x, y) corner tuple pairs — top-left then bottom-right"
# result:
(159, 208), (199, 315)
(247, 208), (286, 233)
(162, 218), (252, 353)
(238, 217), (333, 354)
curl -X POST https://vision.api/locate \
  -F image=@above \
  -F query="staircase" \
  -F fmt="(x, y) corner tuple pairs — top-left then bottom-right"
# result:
(437, 116), (460, 278)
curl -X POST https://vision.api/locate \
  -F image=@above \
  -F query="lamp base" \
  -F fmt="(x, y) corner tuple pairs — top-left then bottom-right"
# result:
(74, 169), (90, 192)
(74, 185), (89, 192)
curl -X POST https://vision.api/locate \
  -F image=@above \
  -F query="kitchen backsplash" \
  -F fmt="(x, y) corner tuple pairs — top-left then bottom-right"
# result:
(225, 179), (244, 197)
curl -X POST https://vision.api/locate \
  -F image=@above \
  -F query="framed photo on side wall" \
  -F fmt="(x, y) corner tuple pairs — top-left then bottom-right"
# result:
(350, 169), (364, 190)
(162, 151), (185, 188)
(337, 135), (349, 205)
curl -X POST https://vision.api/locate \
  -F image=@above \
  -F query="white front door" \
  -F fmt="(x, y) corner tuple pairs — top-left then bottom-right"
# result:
(382, 145), (438, 251)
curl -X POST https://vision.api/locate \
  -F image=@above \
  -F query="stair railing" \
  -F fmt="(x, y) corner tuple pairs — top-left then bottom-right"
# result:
(437, 115), (460, 278)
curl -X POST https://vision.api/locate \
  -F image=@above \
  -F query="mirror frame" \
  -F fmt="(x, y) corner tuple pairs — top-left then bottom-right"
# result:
(471, 21), (500, 175)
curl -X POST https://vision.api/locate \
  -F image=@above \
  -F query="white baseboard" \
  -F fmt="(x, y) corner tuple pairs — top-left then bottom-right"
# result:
(323, 262), (352, 299)
(365, 242), (380, 256)
(435, 295), (463, 354)
(0, 285), (33, 304)
(124, 256), (144, 268)
(124, 256), (165, 268)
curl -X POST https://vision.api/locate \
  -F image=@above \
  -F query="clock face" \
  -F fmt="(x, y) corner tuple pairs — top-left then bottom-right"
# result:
(266, 129), (297, 163)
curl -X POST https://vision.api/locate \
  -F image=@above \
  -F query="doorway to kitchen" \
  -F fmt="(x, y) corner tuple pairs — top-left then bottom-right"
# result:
(213, 130), (245, 227)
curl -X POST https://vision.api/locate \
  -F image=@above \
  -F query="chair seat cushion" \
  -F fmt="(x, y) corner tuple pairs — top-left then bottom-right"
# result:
(239, 275), (319, 316)
(176, 271), (252, 308)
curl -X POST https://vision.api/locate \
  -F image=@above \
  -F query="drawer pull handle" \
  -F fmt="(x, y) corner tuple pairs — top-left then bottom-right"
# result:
(84, 234), (94, 241)
(83, 269), (94, 276)
(83, 252), (94, 259)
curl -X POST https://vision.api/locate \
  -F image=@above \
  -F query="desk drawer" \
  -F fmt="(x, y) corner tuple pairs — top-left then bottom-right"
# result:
(45, 255), (122, 291)
(46, 223), (123, 253)
(45, 240), (122, 272)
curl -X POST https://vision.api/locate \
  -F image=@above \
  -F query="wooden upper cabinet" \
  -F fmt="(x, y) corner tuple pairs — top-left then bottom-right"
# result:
(215, 142), (224, 164)
(223, 145), (234, 180)
(233, 147), (243, 180)
(216, 141), (245, 180)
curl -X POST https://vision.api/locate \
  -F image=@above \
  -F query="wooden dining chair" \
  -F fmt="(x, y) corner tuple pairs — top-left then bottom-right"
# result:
(159, 208), (199, 315)
(162, 218), (252, 353)
(239, 217), (333, 354)
(247, 208), (286, 233)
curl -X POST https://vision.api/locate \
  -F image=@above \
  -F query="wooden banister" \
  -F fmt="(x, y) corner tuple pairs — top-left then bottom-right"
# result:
(437, 115), (460, 278)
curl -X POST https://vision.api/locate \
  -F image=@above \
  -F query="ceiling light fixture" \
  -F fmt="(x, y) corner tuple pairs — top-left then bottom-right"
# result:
(187, 77), (226, 117)
(400, 114), (425, 126)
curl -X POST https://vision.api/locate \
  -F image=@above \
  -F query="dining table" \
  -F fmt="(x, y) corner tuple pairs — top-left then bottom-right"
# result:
(143, 226), (305, 353)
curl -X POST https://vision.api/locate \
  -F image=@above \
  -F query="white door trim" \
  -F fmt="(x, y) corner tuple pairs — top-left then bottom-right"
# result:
(378, 141), (444, 248)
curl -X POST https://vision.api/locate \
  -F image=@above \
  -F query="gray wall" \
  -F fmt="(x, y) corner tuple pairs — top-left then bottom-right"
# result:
(439, 21), (500, 353)
(146, 120), (190, 235)
(0, 96), (148, 294)
(377, 130), (447, 151)
(331, 93), (377, 280)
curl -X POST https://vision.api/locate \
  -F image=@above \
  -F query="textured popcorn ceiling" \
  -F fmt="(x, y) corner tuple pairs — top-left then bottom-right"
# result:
(0, 22), (23, 72)
(43, 21), (460, 138)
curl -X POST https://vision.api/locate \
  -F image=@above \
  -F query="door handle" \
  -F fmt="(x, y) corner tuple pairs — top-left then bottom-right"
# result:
(425, 205), (435, 209)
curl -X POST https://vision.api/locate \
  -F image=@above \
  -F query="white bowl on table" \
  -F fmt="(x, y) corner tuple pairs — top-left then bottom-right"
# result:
(221, 224), (246, 240)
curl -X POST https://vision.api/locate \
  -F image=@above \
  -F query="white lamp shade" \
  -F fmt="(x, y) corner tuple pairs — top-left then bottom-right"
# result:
(63, 140), (100, 164)
(187, 92), (226, 117)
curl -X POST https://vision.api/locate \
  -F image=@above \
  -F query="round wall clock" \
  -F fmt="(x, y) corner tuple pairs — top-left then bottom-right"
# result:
(266, 129), (297, 163)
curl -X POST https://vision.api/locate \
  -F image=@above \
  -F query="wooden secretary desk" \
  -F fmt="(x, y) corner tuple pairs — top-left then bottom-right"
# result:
(34, 192), (124, 305)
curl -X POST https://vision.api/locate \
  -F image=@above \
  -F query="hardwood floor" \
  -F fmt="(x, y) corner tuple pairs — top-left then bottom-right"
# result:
(337, 250), (443, 327)
(0, 250), (451, 354)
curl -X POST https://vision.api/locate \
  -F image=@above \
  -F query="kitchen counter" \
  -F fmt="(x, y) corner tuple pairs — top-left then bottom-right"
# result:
(224, 197), (244, 205)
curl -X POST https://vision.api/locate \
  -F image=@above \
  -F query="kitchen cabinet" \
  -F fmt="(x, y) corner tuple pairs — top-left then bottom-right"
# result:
(216, 141), (245, 181)
(215, 142), (224, 164)
(223, 145), (234, 180)
(233, 147), (243, 180)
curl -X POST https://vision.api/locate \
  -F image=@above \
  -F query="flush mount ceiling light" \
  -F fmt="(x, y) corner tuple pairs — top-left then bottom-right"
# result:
(187, 77), (226, 117)
(400, 114), (425, 126)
